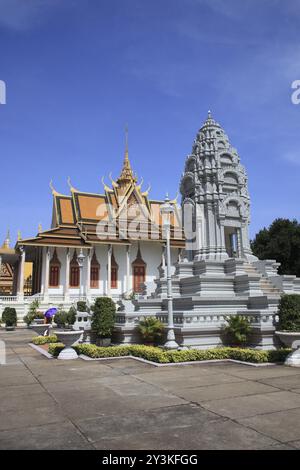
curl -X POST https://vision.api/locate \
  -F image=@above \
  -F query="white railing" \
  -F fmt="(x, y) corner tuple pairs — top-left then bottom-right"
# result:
(0, 296), (18, 302)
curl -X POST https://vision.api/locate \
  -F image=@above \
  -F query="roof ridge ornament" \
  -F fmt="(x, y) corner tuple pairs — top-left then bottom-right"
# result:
(49, 180), (65, 197)
(101, 176), (112, 192)
(142, 183), (151, 197)
(67, 176), (79, 193)
(109, 172), (119, 188)
(136, 176), (144, 191)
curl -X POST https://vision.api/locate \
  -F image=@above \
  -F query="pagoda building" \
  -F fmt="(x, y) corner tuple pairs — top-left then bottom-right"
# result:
(13, 141), (184, 306)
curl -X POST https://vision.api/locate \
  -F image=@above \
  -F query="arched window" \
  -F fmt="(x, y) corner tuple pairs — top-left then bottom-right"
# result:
(132, 245), (146, 293)
(69, 250), (79, 287)
(111, 251), (118, 289)
(49, 248), (61, 287)
(90, 250), (100, 288)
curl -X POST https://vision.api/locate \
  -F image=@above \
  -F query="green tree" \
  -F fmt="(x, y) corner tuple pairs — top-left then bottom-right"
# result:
(251, 218), (300, 276)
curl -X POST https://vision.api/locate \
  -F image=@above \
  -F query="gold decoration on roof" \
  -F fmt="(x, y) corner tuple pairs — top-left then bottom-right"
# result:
(142, 183), (151, 196)
(1, 229), (10, 249)
(101, 176), (112, 192)
(116, 126), (137, 187)
(67, 176), (79, 193)
(109, 172), (119, 188)
(38, 223), (42, 233)
(49, 180), (65, 197)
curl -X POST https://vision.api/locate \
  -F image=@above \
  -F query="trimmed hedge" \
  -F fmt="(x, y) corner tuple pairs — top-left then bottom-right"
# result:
(31, 335), (58, 345)
(47, 343), (291, 363)
(91, 297), (116, 338)
(278, 294), (300, 332)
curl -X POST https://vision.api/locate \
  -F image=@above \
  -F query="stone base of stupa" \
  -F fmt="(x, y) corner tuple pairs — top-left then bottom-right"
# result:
(113, 257), (298, 350)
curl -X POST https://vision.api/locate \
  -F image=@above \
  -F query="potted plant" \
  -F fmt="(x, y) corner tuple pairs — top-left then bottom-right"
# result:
(54, 310), (68, 328)
(91, 297), (116, 346)
(2, 307), (17, 331)
(137, 316), (165, 346)
(76, 301), (89, 313)
(222, 315), (251, 347)
(23, 299), (42, 326)
(276, 294), (300, 366)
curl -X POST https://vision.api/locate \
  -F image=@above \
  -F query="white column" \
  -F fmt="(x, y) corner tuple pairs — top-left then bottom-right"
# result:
(86, 249), (91, 297)
(43, 247), (50, 299)
(64, 248), (70, 300)
(17, 246), (26, 299)
(237, 227), (243, 258)
(126, 245), (131, 294)
(107, 244), (112, 296)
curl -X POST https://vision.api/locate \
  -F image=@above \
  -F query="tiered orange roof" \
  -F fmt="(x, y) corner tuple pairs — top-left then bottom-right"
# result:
(17, 145), (184, 249)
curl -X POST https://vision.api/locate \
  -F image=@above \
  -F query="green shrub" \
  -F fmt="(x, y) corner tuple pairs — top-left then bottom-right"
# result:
(67, 344), (291, 364)
(91, 297), (116, 338)
(66, 306), (76, 325)
(277, 294), (300, 331)
(48, 343), (65, 357)
(23, 299), (42, 325)
(137, 317), (165, 344)
(31, 335), (58, 345)
(54, 311), (68, 327)
(2, 307), (17, 327)
(76, 301), (89, 312)
(222, 315), (252, 346)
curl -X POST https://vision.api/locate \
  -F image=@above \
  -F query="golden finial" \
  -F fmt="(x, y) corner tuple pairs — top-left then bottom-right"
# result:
(38, 223), (42, 233)
(17, 230), (22, 241)
(2, 229), (10, 249)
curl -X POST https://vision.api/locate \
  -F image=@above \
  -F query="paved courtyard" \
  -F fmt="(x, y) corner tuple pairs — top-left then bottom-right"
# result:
(1, 330), (300, 450)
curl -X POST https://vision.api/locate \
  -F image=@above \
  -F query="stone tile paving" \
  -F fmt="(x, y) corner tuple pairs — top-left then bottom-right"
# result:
(1, 329), (300, 450)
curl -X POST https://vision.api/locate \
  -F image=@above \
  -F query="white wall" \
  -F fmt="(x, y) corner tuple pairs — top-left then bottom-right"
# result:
(39, 242), (179, 297)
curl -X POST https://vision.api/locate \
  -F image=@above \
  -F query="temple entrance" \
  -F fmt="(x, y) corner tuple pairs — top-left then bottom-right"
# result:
(224, 226), (238, 258)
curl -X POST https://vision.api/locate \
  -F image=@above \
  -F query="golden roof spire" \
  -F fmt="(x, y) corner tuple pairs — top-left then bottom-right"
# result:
(116, 125), (137, 186)
(2, 229), (10, 248)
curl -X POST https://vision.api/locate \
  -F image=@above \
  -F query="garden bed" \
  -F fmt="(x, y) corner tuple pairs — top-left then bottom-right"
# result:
(29, 336), (291, 366)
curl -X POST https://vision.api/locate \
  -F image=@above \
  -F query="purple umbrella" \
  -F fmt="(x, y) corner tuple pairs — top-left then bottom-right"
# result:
(44, 307), (58, 319)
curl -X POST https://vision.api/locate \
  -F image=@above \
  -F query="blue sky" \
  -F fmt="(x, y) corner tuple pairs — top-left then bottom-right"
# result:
(0, 0), (299, 244)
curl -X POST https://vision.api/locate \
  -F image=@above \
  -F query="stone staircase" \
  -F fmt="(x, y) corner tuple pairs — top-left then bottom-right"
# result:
(243, 262), (282, 297)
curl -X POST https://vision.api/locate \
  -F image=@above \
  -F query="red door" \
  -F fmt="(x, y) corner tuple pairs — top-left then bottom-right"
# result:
(133, 266), (145, 293)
